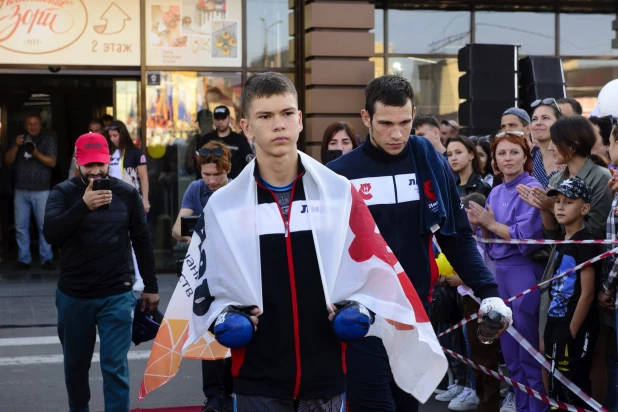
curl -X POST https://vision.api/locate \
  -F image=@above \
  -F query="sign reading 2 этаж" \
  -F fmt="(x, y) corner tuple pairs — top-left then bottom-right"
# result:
(0, 0), (140, 65)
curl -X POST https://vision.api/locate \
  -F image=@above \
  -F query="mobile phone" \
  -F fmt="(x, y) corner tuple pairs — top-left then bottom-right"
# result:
(181, 216), (199, 237)
(92, 178), (111, 210)
(325, 149), (343, 163)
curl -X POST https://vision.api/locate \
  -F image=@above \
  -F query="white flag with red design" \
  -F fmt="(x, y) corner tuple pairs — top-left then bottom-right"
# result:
(138, 151), (447, 403)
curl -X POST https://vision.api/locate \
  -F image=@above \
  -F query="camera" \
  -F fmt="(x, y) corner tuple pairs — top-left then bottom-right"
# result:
(23, 136), (35, 154)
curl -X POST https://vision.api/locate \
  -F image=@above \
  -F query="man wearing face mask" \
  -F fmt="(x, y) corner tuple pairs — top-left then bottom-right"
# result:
(43, 132), (160, 412)
(195, 105), (254, 179)
(4, 113), (57, 270)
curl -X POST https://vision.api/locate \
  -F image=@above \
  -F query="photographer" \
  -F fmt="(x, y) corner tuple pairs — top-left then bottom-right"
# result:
(172, 141), (232, 244)
(172, 141), (234, 412)
(172, 140), (233, 412)
(43, 132), (159, 412)
(4, 113), (57, 270)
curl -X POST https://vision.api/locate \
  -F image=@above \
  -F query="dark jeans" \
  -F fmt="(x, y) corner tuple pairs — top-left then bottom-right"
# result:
(345, 336), (419, 412)
(202, 358), (233, 397)
(235, 394), (343, 412)
(56, 289), (135, 412)
(460, 296), (501, 412)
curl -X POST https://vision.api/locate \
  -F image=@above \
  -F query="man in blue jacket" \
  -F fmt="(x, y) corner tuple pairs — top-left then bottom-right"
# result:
(328, 74), (509, 412)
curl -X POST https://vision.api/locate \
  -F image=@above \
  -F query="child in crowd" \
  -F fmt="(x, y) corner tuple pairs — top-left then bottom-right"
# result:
(543, 177), (600, 406)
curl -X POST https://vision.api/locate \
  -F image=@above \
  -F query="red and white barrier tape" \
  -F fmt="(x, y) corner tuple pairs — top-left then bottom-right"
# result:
(442, 346), (605, 412)
(438, 247), (618, 338)
(475, 237), (618, 245)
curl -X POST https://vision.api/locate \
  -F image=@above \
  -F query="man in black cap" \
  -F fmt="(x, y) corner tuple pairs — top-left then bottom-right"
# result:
(196, 105), (254, 179)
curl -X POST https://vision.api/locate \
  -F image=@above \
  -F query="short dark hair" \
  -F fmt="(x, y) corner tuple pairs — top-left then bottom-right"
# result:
(550, 116), (596, 159)
(461, 192), (487, 209)
(320, 122), (358, 164)
(412, 114), (440, 130)
(101, 114), (114, 123)
(588, 116), (613, 146)
(365, 74), (415, 120)
(241, 72), (297, 118)
(89, 119), (103, 128)
(557, 98), (583, 115)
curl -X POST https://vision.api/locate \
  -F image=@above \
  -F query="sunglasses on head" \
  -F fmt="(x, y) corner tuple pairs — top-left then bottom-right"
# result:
(196, 148), (225, 157)
(495, 130), (525, 138)
(530, 98), (562, 113)
(469, 135), (492, 144)
(441, 120), (458, 131)
(104, 126), (119, 131)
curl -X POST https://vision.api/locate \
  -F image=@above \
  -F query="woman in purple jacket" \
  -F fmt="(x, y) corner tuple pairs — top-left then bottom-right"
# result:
(467, 132), (547, 412)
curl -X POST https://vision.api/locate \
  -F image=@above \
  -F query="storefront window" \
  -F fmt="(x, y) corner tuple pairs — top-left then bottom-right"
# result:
(145, 71), (242, 268)
(387, 10), (470, 54)
(373, 9), (384, 54)
(475, 12), (555, 56)
(114, 80), (140, 144)
(389, 57), (459, 117)
(560, 14), (618, 57)
(563, 59), (618, 115)
(247, 0), (293, 68)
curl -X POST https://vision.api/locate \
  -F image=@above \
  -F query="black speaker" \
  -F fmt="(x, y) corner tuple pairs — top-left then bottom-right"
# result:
(459, 100), (515, 134)
(458, 44), (518, 135)
(458, 44), (518, 73)
(519, 56), (566, 108)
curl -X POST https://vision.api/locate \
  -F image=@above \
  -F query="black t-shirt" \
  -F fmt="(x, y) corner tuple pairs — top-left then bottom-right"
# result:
(548, 227), (600, 322)
(196, 130), (254, 179)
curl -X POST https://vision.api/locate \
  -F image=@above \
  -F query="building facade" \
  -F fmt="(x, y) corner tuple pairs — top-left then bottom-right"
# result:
(0, 0), (616, 269)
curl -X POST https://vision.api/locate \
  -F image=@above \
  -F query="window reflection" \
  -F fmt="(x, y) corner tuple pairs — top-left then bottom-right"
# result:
(114, 80), (140, 145)
(372, 8), (384, 54)
(389, 57), (459, 117)
(563, 59), (618, 115)
(247, 0), (293, 67)
(387, 10), (470, 54)
(560, 14), (618, 57)
(475, 12), (555, 56)
(145, 71), (242, 269)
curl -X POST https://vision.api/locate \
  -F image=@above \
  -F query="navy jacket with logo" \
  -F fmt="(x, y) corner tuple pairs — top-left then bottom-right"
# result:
(328, 139), (499, 303)
(228, 160), (345, 401)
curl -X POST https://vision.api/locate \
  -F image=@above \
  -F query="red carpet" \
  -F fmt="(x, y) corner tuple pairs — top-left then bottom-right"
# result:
(129, 407), (202, 412)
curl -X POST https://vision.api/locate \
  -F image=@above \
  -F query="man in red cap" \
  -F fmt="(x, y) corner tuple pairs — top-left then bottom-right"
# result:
(43, 132), (160, 412)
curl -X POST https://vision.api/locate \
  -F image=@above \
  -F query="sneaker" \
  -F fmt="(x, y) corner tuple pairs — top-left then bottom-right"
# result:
(448, 387), (479, 411)
(13, 262), (30, 271)
(41, 261), (56, 270)
(133, 278), (145, 292)
(500, 392), (516, 412)
(223, 395), (234, 412)
(203, 395), (224, 412)
(435, 381), (463, 402)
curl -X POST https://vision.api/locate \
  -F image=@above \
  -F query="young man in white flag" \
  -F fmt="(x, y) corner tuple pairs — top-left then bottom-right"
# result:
(140, 72), (501, 411)
(327, 74), (512, 411)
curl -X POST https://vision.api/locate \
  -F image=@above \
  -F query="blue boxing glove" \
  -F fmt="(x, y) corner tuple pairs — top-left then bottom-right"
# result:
(214, 306), (255, 349)
(332, 300), (375, 342)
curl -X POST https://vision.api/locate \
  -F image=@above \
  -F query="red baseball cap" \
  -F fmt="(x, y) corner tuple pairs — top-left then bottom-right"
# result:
(75, 133), (110, 165)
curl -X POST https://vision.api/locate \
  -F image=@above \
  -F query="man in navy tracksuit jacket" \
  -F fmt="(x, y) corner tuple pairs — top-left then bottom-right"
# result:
(328, 74), (504, 412)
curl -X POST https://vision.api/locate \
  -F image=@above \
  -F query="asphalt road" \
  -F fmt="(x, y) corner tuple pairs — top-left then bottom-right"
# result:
(0, 273), (449, 412)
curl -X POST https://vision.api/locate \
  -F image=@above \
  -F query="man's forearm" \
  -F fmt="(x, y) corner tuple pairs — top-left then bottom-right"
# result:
(33, 151), (56, 168)
(4, 145), (18, 166)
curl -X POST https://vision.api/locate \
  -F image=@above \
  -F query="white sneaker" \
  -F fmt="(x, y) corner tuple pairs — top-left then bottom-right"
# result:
(500, 392), (516, 412)
(133, 278), (145, 293)
(448, 387), (479, 411)
(435, 381), (464, 402)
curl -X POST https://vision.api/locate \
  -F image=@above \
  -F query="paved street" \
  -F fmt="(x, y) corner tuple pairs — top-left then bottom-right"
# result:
(0, 272), (447, 412)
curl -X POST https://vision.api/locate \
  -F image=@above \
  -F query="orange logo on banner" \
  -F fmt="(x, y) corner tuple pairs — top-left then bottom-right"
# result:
(0, 0), (88, 54)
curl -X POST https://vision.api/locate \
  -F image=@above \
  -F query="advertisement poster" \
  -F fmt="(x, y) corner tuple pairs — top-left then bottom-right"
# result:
(0, 0), (140, 65)
(146, 0), (242, 67)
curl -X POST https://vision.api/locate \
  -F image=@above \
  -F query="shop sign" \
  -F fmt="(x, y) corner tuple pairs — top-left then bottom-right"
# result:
(0, 0), (140, 65)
